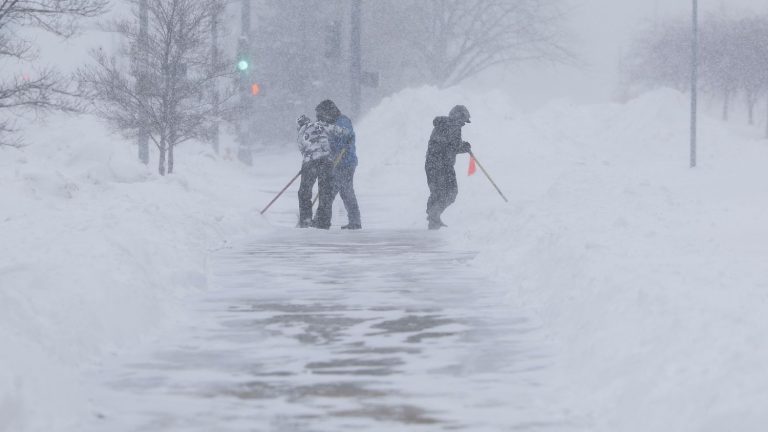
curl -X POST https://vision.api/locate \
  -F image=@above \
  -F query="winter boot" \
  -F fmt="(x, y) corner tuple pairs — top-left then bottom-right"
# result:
(341, 223), (362, 230)
(427, 214), (447, 230)
(310, 219), (330, 230)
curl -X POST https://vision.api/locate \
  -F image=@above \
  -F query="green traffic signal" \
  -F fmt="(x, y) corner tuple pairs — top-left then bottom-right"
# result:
(237, 60), (249, 71)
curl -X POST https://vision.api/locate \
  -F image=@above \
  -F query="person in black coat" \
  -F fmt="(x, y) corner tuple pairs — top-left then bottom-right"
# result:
(425, 105), (472, 230)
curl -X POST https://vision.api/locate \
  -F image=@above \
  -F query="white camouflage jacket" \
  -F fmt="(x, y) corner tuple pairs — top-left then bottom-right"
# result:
(297, 121), (351, 163)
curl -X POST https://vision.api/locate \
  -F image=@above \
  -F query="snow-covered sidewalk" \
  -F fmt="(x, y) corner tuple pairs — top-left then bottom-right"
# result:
(76, 228), (578, 432)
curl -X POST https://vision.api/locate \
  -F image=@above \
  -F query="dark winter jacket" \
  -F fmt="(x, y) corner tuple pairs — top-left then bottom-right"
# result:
(330, 115), (357, 169)
(425, 116), (470, 175)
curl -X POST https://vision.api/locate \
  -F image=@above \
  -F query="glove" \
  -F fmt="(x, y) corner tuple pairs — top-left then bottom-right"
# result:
(296, 114), (310, 129)
(461, 141), (472, 152)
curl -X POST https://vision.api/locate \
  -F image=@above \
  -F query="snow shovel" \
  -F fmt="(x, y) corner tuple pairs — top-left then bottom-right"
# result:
(469, 151), (509, 203)
(260, 169), (303, 215)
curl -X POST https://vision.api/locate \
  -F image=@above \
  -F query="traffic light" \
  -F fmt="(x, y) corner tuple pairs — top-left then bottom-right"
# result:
(236, 35), (251, 73)
(235, 37), (261, 97)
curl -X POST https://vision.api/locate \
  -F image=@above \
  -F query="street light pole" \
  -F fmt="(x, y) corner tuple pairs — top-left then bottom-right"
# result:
(690, 0), (698, 168)
(350, 0), (362, 118)
(237, 0), (253, 165)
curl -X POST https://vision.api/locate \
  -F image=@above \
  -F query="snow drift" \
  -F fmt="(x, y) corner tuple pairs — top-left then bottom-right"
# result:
(2, 83), (767, 432)
(357, 86), (768, 431)
(0, 116), (270, 431)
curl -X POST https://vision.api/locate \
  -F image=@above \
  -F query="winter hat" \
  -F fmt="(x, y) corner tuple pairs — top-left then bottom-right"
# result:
(449, 105), (471, 124)
(315, 99), (341, 123)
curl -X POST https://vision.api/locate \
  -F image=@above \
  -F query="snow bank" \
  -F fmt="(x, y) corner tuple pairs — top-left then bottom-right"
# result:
(0, 116), (269, 431)
(356, 86), (768, 431)
(3, 81), (767, 432)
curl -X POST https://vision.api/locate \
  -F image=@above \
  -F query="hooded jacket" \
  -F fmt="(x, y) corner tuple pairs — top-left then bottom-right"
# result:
(330, 115), (357, 169)
(297, 120), (351, 164)
(425, 116), (470, 174)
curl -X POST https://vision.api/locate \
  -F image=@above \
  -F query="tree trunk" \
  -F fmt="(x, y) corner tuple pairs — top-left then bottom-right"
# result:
(745, 91), (761, 125)
(137, 0), (149, 164)
(158, 138), (167, 176)
(168, 143), (174, 174)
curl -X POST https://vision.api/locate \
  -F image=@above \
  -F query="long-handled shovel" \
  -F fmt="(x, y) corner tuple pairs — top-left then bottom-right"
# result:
(260, 169), (302, 215)
(469, 150), (508, 203)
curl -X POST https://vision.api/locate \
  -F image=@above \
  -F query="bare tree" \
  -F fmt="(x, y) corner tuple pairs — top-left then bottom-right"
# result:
(393, 0), (572, 87)
(0, 0), (107, 146)
(700, 15), (740, 121)
(78, 0), (231, 175)
(622, 19), (692, 94)
(624, 13), (768, 135)
(732, 17), (768, 126)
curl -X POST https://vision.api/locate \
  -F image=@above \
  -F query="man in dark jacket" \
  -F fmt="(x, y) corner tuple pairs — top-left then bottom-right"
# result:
(317, 100), (362, 230)
(425, 105), (472, 230)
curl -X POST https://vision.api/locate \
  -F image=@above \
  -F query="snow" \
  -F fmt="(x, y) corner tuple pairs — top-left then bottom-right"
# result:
(358, 86), (768, 430)
(0, 116), (269, 431)
(2, 84), (768, 431)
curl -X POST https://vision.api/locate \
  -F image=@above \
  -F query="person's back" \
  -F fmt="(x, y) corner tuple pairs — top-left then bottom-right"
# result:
(330, 113), (362, 229)
(426, 116), (464, 173)
(331, 114), (357, 168)
(297, 120), (333, 163)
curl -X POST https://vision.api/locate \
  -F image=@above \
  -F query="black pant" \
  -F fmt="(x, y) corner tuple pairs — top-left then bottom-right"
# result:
(331, 165), (361, 226)
(298, 158), (333, 228)
(426, 166), (458, 222)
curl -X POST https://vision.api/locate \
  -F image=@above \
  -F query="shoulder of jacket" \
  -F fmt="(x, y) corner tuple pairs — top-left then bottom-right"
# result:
(337, 115), (353, 128)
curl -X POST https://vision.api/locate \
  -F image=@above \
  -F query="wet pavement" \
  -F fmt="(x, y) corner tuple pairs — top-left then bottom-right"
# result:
(82, 229), (578, 431)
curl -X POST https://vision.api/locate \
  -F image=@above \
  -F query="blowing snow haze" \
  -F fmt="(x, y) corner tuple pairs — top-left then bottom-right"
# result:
(2, 1), (768, 432)
(496, 0), (768, 106)
(22, 0), (768, 102)
(28, 0), (768, 114)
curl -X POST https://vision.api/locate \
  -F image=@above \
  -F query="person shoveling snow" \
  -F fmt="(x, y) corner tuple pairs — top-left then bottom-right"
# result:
(425, 105), (473, 230)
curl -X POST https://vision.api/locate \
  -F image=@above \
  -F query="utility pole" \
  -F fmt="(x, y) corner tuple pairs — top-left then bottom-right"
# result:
(237, 0), (253, 165)
(690, 0), (698, 168)
(137, 0), (149, 165)
(350, 0), (362, 118)
(241, 0), (251, 61)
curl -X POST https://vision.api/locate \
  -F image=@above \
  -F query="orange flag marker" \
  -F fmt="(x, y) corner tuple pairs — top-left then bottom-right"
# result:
(468, 156), (477, 176)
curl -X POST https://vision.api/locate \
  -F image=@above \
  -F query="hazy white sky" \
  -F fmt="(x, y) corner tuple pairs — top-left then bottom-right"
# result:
(31, 0), (768, 111)
(487, 0), (768, 108)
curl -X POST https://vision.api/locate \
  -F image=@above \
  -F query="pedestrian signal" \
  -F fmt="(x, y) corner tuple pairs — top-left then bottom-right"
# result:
(251, 83), (261, 96)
